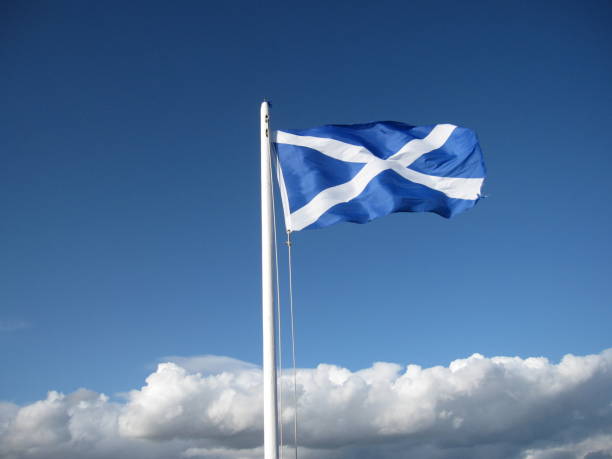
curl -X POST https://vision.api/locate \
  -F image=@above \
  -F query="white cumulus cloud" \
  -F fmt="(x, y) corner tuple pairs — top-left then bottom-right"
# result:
(1, 349), (611, 459)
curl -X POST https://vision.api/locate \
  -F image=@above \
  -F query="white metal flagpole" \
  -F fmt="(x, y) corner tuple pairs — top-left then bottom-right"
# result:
(260, 100), (279, 459)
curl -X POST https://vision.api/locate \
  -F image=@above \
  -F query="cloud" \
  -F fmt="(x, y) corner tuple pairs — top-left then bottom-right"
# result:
(1, 349), (611, 459)
(118, 362), (262, 446)
(522, 434), (612, 459)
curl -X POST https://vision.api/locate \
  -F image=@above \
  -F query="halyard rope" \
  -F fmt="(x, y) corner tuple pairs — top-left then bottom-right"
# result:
(269, 141), (284, 457)
(270, 132), (299, 459)
(286, 230), (298, 459)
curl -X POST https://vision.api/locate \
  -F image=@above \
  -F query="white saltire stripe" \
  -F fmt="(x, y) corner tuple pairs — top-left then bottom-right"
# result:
(275, 124), (484, 231)
(275, 156), (292, 229)
(274, 132), (374, 163)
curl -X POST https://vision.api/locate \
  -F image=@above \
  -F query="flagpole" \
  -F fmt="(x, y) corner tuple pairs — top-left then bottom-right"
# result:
(261, 100), (279, 459)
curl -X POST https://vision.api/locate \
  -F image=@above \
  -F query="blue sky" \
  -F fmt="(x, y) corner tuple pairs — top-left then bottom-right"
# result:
(1, 0), (611, 420)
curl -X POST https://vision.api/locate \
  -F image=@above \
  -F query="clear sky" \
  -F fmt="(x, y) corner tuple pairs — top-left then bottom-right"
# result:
(1, 0), (611, 420)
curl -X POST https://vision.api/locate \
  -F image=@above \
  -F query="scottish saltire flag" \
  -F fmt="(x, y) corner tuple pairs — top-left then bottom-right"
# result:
(274, 121), (486, 231)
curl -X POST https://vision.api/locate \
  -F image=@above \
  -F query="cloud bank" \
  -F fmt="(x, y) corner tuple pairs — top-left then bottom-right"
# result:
(1, 350), (611, 459)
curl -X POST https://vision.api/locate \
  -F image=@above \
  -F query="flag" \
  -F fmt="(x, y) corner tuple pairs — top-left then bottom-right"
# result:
(273, 121), (486, 231)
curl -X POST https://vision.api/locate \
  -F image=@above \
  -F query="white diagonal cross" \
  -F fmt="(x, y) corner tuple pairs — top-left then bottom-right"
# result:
(275, 124), (483, 231)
